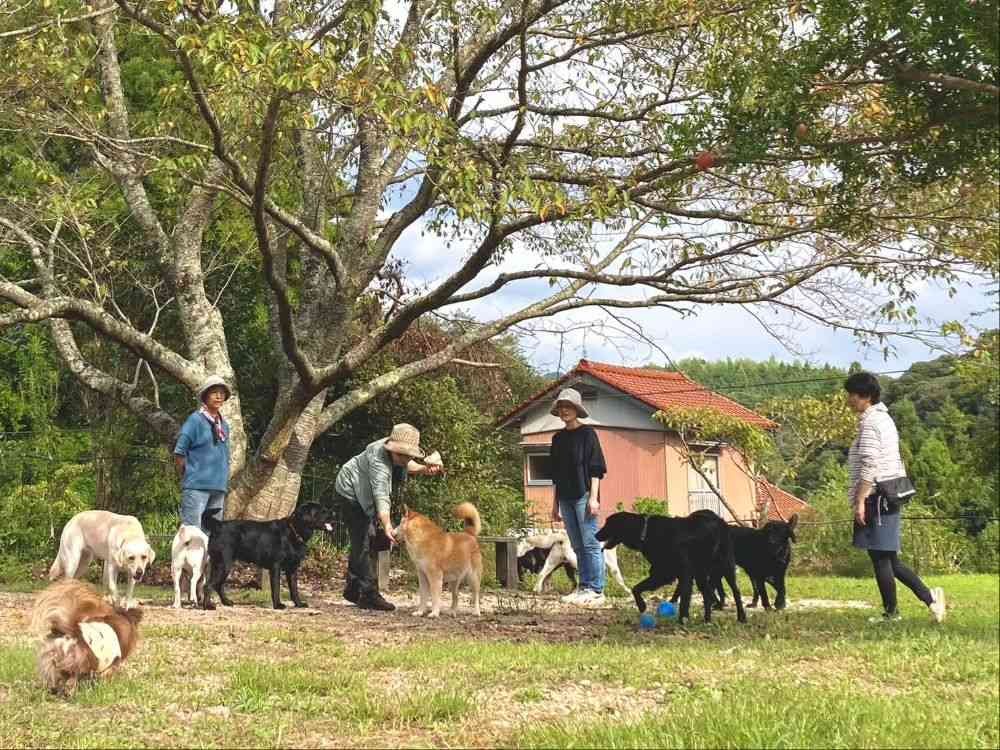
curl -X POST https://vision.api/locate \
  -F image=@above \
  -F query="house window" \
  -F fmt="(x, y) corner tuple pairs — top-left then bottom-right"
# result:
(687, 455), (732, 521)
(526, 452), (553, 485)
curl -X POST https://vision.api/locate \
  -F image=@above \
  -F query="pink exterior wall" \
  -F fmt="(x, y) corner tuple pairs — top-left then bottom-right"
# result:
(521, 429), (757, 523)
(523, 428), (666, 523)
(718, 446), (759, 522)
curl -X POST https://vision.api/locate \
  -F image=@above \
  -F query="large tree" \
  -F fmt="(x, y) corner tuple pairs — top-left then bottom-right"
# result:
(1, 0), (996, 519)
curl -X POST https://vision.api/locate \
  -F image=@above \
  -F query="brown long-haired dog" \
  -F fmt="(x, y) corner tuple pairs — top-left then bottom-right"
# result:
(395, 503), (482, 618)
(31, 579), (143, 695)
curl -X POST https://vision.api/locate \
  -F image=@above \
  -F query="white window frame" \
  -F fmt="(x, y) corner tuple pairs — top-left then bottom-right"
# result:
(687, 453), (732, 521)
(524, 446), (554, 486)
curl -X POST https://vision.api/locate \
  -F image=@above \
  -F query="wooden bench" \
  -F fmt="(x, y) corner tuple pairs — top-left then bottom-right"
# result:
(370, 535), (520, 591)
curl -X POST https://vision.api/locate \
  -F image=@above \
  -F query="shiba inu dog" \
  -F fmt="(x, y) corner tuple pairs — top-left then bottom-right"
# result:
(395, 503), (482, 618)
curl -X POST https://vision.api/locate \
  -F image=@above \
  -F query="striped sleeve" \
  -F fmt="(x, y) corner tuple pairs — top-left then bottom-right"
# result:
(856, 419), (882, 483)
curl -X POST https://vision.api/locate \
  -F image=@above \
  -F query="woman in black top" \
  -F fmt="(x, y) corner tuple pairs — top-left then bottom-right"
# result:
(549, 388), (608, 606)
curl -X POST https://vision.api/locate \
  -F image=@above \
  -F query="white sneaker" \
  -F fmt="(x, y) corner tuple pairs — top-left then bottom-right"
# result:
(574, 590), (606, 607)
(560, 589), (583, 604)
(929, 587), (946, 624)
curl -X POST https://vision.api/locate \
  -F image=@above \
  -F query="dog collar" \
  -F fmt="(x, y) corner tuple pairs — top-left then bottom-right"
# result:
(79, 622), (121, 674)
(639, 515), (649, 544)
(287, 519), (305, 545)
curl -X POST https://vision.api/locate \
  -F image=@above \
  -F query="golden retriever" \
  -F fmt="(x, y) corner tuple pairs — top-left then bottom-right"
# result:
(49, 510), (155, 609)
(395, 503), (482, 618)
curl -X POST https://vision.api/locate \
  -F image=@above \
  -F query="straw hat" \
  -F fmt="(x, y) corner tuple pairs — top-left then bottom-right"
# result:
(550, 388), (589, 419)
(197, 375), (231, 402)
(384, 423), (425, 459)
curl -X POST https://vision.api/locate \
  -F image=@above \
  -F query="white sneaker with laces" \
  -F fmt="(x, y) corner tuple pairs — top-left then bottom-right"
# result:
(929, 587), (946, 623)
(560, 589), (583, 604)
(574, 590), (606, 607)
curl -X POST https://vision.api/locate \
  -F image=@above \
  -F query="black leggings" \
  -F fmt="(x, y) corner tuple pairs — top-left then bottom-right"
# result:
(868, 550), (933, 613)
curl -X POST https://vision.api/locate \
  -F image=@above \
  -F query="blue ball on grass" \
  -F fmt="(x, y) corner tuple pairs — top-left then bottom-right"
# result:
(638, 612), (657, 630)
(657, 601), (678, 620)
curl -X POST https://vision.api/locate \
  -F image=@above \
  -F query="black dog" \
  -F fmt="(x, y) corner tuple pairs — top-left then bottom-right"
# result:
(672, 515), (799, 611)
(596, 509), (746, 624)
(201, 503), (335, 610)
(517, 547), (577, 589)
(724, 515), (798, 610)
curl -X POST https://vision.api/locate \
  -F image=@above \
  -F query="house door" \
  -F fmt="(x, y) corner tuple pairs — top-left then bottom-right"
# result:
(687, 455), (731, 521)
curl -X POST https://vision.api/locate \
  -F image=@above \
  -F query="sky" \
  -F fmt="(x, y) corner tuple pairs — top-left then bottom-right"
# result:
(390, 216), (998, 377)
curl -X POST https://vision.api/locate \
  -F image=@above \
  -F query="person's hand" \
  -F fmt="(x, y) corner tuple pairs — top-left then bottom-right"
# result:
(384, 525), (398, 545)
(854, 501), (867, 526)
(551, 505), (561, 523)
(587, 497), (600, 517)
(424, 464), (444, 476)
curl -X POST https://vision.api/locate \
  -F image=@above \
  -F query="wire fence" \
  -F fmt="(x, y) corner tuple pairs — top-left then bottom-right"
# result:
(2, 447), (996, 575)
(0, 447), (355, 553)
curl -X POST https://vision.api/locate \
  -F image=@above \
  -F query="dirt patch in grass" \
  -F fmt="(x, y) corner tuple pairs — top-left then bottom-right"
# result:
(2, 586), (628, 658)
(482, 682), (662, 738)
(794, 597), (875, 610)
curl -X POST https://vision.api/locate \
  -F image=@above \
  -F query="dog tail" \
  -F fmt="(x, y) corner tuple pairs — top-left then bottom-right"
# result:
(200, 508), (222, 535)
(453, 502), (481, 537)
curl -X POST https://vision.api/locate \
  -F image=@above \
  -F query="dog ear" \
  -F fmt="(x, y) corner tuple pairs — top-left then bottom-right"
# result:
(146, 543), (156, 565)
(113, 538), (129, 569)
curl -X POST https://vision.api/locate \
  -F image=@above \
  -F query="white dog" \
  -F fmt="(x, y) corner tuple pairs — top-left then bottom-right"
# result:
(170, 525), (209, 609)
(516, 529), (628, 594)
(49, 510), (155, 609)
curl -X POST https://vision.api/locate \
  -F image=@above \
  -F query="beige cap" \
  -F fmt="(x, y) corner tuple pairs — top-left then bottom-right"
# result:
(550, 387), (589, 419)
(197, 375), (231, 402)
(385, 423), (425, 459)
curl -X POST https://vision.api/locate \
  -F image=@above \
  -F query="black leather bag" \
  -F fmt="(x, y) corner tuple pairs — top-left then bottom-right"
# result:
(875, 476), (916, 509)
(369, 517), (392, 553)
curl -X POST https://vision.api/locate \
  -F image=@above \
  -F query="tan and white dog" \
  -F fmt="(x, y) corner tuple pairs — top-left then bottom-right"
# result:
(395, 503), (482, 618)
(49, 511), (155, 609)
(32, 579), (143, 696)
(170, 525), (209, 609)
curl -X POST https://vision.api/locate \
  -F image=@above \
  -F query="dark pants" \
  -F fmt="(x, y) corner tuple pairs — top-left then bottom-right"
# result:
(344, 498), (376, 597)
(868, 549), (933, 613)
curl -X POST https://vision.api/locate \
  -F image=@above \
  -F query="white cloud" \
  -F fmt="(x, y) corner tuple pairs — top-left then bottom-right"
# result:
(389, 217), (995, 375)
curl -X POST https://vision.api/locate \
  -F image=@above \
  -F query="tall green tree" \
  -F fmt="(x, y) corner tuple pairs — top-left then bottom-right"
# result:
(1, 0), (996, 520)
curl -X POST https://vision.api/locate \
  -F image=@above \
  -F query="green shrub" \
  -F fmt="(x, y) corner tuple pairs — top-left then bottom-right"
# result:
(795, 460), (998, 576)
(0, 463), (92, 559)
(633, 497), (670, 516)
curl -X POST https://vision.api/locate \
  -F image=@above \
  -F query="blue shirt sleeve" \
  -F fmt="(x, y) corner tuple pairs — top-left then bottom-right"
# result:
(173, 414), (199, 456)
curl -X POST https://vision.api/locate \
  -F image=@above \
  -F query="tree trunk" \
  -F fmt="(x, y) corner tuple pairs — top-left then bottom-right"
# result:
(225, 391), (326, 520)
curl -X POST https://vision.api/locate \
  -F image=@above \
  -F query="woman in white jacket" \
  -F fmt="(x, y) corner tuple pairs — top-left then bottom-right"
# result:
(845, 372), (946, 623)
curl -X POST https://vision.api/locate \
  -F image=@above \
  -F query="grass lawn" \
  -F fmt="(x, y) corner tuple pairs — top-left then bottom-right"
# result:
(0, 572), (996, 748)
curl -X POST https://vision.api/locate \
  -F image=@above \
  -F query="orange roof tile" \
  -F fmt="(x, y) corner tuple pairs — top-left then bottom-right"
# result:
(755, 478), (812, 523)
(497, 359), (777, 430)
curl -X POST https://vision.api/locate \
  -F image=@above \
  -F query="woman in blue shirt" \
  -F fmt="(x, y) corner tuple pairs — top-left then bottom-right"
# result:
(174, 375), (231, 530)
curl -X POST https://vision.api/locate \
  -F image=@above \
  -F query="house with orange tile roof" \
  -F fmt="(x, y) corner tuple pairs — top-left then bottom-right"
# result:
(497, 360), (809, 526)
